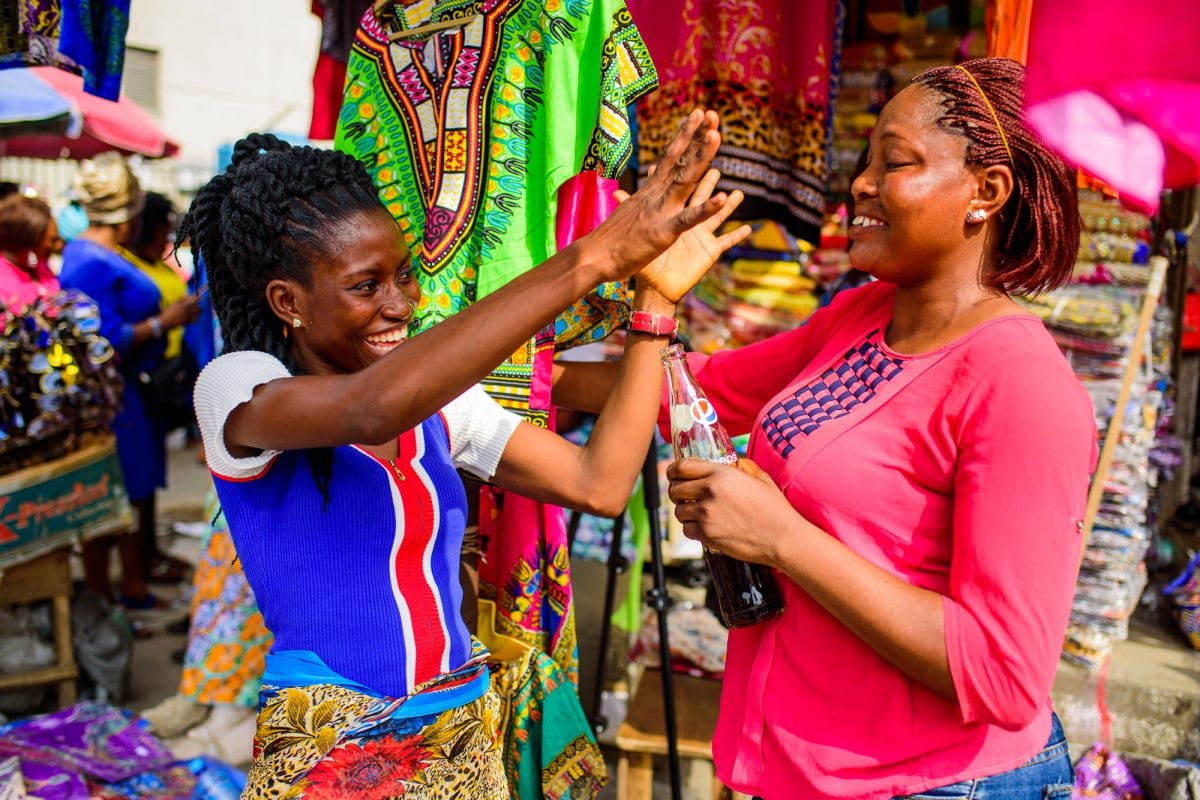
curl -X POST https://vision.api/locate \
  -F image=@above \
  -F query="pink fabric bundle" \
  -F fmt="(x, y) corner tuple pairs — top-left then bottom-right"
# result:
(1025, 0), (1200, 213)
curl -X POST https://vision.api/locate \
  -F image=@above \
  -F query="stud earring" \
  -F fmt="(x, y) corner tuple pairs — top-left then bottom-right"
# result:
(966, 209), (987, 224)
(292, 317), (303, 328)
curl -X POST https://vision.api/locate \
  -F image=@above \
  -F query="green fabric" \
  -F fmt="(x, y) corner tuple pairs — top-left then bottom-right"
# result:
(611, 478), (649, 633)
(335, 1), (657, 419)
(492, 647), (606, 800)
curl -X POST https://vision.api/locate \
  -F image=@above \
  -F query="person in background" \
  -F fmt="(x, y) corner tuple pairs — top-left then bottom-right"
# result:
(115, 191), (198, 584)
(60, 153), (200, 608)
(554, 58), (1095, 800)
(0, 193), (62, 307)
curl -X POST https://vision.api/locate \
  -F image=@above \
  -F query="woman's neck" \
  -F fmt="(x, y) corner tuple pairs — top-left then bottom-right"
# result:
(886, 275), (1016, 355)
(81, 226), (119, 250)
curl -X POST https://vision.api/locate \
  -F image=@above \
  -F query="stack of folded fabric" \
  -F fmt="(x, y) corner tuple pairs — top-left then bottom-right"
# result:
(1019, 191), (1174, 668)
(680, 220), (819, 353)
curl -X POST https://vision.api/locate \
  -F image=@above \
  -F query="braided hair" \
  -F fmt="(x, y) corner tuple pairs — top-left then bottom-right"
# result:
(913, 58), (1080, 295)
(177, 133), (388, 504)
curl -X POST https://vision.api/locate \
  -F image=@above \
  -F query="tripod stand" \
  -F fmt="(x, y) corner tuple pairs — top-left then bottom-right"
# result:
(568, 442), (684, 800)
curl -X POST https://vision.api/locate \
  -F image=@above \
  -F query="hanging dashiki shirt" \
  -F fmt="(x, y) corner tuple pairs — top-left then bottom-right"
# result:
(336, 0), (656, 425)
(629, 0), (840, 245)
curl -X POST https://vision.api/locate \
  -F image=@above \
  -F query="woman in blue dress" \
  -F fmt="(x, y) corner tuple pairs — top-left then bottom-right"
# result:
(59, 153), (199, 607)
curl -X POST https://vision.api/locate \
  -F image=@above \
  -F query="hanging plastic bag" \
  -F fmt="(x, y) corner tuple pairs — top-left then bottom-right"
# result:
(1074, 742), (1144, 799)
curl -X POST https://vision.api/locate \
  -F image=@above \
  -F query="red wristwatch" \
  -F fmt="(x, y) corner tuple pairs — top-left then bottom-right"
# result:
(628, 310), (678, 337)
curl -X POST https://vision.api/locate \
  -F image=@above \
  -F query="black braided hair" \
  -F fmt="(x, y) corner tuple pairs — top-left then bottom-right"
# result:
(177, 133), (389, 506)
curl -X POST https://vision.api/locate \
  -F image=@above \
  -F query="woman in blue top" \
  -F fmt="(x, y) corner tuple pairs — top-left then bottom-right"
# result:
(187, 113), (743, 798)
(59, 153), (200, 607)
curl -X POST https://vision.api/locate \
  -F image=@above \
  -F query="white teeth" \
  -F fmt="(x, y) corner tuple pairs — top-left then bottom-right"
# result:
(366, 330), (408, 345)
(851, 215), (885, 227)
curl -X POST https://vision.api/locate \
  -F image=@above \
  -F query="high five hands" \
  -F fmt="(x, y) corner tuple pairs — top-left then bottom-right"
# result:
(586, 109), (740, 283)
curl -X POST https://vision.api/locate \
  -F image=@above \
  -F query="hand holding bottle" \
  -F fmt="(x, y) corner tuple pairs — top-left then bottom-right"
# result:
(662, 346), (785, 627)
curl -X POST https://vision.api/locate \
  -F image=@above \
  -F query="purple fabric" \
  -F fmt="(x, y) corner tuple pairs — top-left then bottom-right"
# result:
(0, 703), (172, 783)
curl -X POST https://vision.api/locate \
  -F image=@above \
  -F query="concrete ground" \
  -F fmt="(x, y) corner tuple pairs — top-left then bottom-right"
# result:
(118, 438), (1200, 797)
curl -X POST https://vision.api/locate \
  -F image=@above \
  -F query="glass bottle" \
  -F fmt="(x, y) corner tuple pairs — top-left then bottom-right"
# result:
(661, 344), (785, 628)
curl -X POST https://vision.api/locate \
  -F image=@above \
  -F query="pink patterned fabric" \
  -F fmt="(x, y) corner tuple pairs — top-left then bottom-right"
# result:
(1025, 0), (1200, 213)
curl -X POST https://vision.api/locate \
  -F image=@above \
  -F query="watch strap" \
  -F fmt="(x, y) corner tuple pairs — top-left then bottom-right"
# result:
(628, 309), (678, 337)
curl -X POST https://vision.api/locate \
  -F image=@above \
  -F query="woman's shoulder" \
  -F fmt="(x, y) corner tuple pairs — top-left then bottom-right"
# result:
(198, 351), (291, 385)
(61, 239), (134, 279)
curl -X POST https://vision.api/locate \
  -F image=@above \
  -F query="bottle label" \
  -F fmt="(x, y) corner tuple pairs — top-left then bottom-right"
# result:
(690, 398), (719, 426)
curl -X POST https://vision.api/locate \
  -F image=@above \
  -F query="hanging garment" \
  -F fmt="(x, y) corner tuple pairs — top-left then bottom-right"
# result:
(984, 0), (1032, 63)
(336, 0), (656, 423)
(54, 0), (129, 101)
(309, 1), (371, 140)
(489, 644), (606, 800)
(1025, 0), (1200, 214)
(0, 0), (79, 72)
(179, 498), (273, 710)
(629, 0), (839, 245)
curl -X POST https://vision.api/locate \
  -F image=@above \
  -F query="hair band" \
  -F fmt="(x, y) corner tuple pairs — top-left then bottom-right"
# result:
(955, 65), (1014, 167)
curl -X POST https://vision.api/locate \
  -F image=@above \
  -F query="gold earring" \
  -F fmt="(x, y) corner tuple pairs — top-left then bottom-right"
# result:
(292, 317), (302, 328)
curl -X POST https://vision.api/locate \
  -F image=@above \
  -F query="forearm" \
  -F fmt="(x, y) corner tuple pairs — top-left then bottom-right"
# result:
(568, 293), (675, 513)
(772, 517), (956, 700)
(240, 242), (612, 451)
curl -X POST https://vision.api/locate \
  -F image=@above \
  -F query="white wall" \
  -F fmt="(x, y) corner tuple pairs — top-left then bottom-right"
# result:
(126, 0), (322, 168)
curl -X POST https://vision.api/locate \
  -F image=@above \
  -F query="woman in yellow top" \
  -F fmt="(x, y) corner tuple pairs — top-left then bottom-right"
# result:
(117, 190), (196, 585)
(120, 192), (189, 359)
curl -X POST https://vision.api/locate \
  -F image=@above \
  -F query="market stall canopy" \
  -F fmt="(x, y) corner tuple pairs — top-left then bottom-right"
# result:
(0, 67), (179, 160)
(0, 69), (80, 139)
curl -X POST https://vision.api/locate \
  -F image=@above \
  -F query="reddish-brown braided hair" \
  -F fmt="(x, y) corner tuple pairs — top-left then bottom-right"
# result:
(913, 58), (1080, 295)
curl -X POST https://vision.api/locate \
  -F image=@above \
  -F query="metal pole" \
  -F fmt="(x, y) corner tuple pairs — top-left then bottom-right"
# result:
(589, 510), (627, 732)
(642, 444), (683, 800)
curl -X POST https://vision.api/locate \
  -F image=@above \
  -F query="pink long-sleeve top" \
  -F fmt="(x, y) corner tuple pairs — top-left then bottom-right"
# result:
(0, 254), (58, 309)
(679, 281), (1096, 799)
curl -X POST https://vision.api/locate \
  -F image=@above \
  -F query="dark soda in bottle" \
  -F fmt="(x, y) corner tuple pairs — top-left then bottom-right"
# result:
(661, 344), (785, 628)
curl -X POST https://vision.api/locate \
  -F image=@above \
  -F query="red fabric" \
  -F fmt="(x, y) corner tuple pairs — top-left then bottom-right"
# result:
(309, 52), (348, 141)
(0, 67), (178, 159)
(664, 282), (1097, 798)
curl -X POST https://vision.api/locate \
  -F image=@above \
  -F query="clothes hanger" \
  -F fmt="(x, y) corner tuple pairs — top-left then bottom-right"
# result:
(373, 0), (481, 41)
(477, 598), (534, 663)
(388, 14), (481, 41)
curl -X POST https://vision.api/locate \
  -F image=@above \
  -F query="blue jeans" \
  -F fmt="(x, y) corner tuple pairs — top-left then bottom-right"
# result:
(894, 713), (1074, 799)
(751, 713), (1074, 800)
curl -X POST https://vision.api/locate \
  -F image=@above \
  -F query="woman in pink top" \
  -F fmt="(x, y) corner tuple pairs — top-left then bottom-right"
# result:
(0, 194), (62, 309)
(552, 58), (1093, 799)
(654, 58), (1096, 799)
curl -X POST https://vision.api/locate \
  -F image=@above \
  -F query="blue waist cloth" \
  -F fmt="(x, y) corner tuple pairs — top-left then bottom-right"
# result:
(262, 649), (490, 720)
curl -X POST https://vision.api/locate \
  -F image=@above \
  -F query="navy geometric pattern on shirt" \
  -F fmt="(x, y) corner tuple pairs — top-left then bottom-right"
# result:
(761, 330), (904, 458)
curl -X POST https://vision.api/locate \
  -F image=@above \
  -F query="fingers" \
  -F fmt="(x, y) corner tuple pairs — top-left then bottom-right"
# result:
(653, 109), (705, 183)
(612, 189), (631, 205)
(737, 457), (769, 479)
(671, 193), (727, 235)
(666, 458), (720, 481)
(715, 223), (753, 251)
(687, 169), (722, 208)
(698, 188), (746, 233)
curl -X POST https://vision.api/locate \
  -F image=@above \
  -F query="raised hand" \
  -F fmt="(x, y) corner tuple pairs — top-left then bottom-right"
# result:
(631, 168), (751, 304)
(582, 109), (727, 281)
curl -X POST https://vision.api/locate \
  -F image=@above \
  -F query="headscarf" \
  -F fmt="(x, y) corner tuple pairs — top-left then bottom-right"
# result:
(74, 152), (145, 225)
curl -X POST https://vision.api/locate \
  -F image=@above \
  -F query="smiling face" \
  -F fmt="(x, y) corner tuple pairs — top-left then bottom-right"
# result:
(848, 85), (981, 286)
(282, 209), (420, 375)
